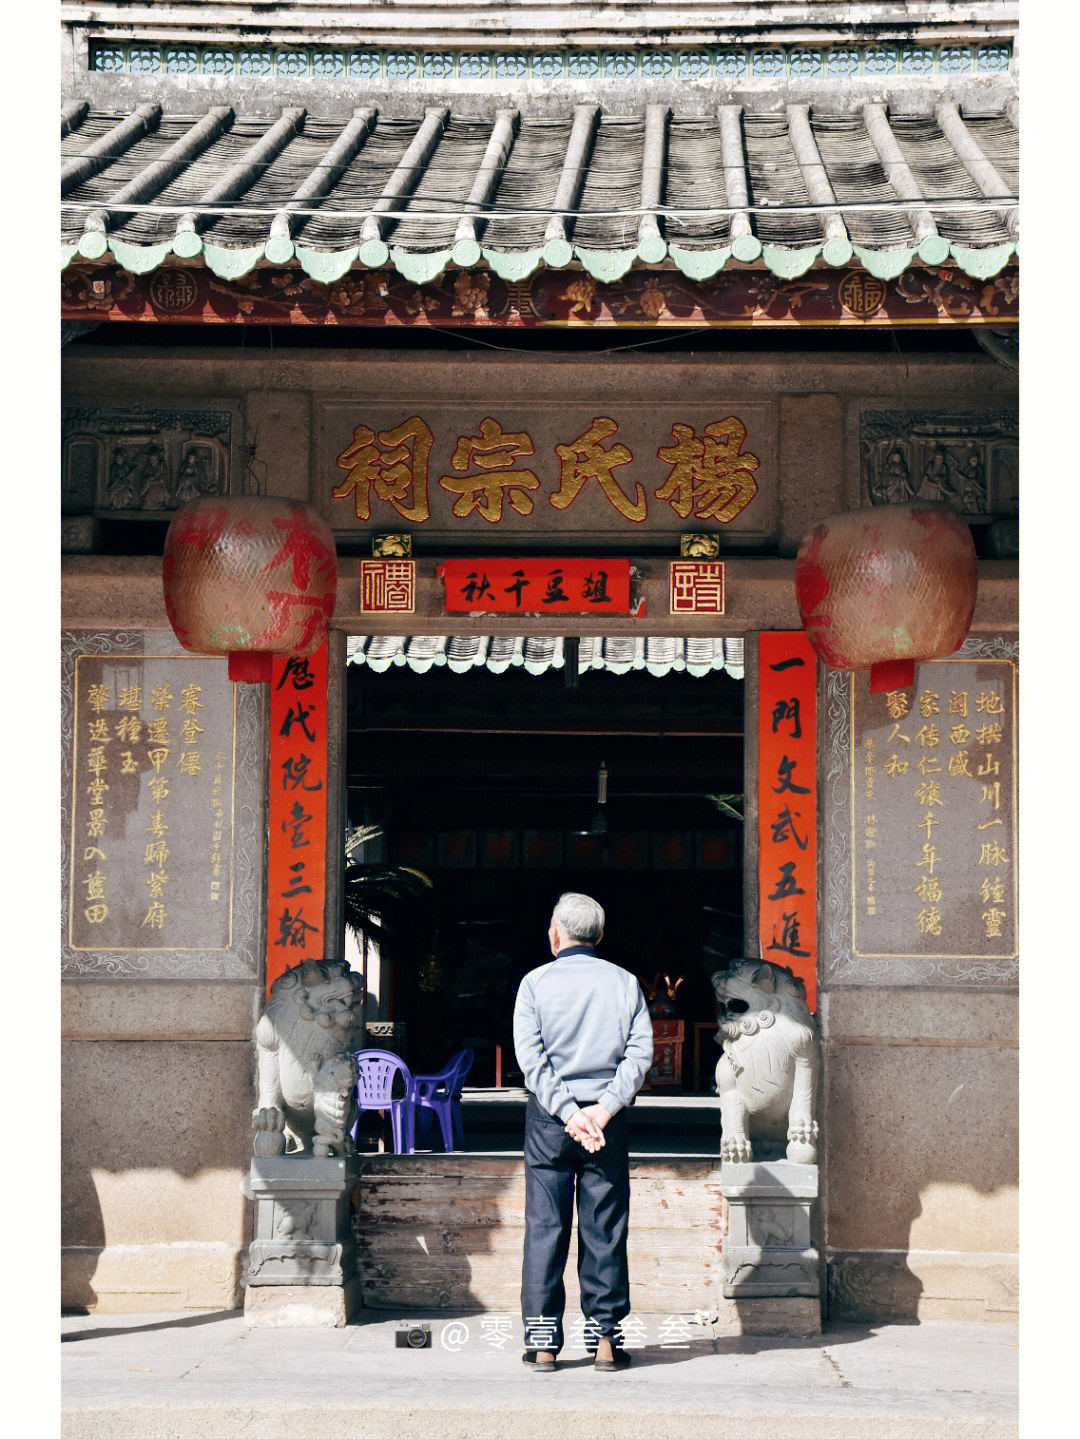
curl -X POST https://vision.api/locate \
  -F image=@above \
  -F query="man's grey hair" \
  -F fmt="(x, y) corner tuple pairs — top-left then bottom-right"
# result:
(552, 892), (605, 945)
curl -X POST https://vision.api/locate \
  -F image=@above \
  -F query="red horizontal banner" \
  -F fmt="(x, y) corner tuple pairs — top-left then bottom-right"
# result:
(439, 558), (632, 613)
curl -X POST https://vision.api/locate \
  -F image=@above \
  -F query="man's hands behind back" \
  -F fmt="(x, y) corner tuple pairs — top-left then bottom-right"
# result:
(565, 1104), (612, 1152)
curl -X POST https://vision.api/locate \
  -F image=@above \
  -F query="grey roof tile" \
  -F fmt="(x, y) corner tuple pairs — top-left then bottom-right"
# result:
(61, 93), (1018, 280)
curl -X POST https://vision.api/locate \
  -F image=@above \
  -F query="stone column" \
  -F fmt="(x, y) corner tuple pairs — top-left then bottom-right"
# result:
(718, 1159), (821, 1335)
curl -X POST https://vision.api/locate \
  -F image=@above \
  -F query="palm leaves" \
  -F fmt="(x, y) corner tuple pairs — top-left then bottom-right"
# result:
(343, 863), (434, 950)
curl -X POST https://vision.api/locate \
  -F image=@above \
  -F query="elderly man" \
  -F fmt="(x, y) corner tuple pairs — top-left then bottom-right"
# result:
(513, 892), (654, 1373)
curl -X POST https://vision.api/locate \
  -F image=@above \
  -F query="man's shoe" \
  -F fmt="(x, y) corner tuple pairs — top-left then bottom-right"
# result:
(522, 1349), (557, 1372)
(593, 1338), (631, 1371)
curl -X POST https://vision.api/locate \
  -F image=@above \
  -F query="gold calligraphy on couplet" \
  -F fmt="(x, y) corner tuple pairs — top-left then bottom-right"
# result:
(853, 661), (1016, 960)
(333, 414), (760, 526)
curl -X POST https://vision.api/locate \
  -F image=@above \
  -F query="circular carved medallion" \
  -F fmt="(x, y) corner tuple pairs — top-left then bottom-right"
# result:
(149, 268), (200, 314)
(838, 272), (887, 320)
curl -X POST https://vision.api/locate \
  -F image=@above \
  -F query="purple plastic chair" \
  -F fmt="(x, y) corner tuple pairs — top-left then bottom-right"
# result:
(351, 1050), (415, 1155)
(411, 1049), (474, 1153)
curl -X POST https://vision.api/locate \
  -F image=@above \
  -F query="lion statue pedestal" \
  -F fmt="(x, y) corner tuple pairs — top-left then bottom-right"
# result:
(244, 960), (365, 1327)
(717, 1160), (821, 1335)
(712, 959), (821, 1335)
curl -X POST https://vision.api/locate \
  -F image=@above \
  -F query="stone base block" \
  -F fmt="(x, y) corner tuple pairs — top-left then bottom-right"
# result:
(246, 1154), (359, 1288)
(827, 1249), (1018, 1323)
(716, 1296), (822, 1337)
(62, 1244), (243, 1314)
(720, 1160), (820, 1301)
(244, 1276), (361, 1327)
(722, 1245), (819, 1298)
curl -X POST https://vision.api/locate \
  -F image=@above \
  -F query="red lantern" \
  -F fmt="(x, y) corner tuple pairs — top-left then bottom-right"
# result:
(794, 503), (977, 693)
(163, 497), (338, 683)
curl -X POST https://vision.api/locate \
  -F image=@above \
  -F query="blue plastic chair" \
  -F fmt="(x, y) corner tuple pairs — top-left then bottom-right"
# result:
(411, 1049), (474, 1153)
(351, 1049), (415, 1155)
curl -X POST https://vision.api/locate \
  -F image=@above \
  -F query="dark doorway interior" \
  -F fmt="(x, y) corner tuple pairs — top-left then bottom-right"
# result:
(345, 653), (744, 1095)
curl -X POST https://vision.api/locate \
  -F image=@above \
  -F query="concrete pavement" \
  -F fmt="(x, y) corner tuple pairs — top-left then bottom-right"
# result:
(62, 1308), (1019, 1439)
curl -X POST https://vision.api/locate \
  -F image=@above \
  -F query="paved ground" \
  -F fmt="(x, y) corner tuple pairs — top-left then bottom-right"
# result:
(61, 1308), (1019, 1439)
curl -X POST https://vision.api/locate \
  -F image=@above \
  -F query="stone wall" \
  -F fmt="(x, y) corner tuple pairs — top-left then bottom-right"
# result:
(60, 623), (267, 1311)
(61, 982), (259, 1311)
(821, 988), (1018, 1321)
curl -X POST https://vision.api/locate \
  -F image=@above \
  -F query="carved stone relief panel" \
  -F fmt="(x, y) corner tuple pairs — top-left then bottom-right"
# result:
(860, 411), (1018, 519)
(61, 404), (242, 518)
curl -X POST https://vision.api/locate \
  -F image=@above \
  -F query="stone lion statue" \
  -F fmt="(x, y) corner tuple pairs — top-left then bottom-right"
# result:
(712, 959), (818, 1164)
(252, 959), (365, 1158)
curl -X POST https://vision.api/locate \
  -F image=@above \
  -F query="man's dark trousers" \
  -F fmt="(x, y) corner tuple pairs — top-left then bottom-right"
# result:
(521, 1093), (631, 1354)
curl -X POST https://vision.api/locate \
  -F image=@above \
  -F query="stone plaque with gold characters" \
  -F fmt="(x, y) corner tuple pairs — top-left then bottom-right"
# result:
(850, 654), (1016, 964)
(315, 390), (777, 547)
(61, 630), (265, 978)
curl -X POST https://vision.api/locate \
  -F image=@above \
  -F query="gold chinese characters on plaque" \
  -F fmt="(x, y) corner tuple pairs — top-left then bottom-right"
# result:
(316, 398), (777, 543)
(851, 658), (1016, 960)
(69, 654), (237, 952)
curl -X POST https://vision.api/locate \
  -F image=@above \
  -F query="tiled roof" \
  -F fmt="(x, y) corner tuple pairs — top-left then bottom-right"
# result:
(61, 95), (1017, 282)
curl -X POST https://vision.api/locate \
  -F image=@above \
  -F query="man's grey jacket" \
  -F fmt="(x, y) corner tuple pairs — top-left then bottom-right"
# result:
(512, 945), (655, 1122)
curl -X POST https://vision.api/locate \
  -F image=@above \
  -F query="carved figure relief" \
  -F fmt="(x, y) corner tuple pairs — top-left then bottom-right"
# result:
(136, 441), (171, 508)
(920, 444), (960, 504)
(747, 1207), (797, 1247)
(107, 450), (137, 509)
(61, 406), (236, 517)
(274, 1200), (318, 1242)
(252, 958), (365, 1158)
(174, 447), (216, 504)
(960, 445), (984, 511)
(712, 959), (819, 1164)
(861, 411), (1017, 518)
(878, 446), (915, 504)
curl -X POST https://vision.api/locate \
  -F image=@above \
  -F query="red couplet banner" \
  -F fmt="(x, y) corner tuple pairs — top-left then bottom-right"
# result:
(757, 631), (819, 1011)
(439, 557), (632, 613)
(265, 641), (329, 995)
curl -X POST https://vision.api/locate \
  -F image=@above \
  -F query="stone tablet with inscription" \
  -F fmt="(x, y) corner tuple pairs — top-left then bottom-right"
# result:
(851, 658), (1016, 963)
(820, 635), (1018, 989)
(315, 391), (777, 547)
(62, 631), (265, 979)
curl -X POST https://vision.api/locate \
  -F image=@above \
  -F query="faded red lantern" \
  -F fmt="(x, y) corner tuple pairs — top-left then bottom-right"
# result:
(163, 497), (338, 683)
(794, 503), (977, 693)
